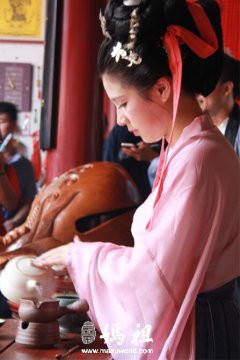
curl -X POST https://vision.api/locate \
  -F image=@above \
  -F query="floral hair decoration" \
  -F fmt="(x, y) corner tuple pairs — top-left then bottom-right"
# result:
(99, 5), (142, 67)
(111, 7), (142, 67)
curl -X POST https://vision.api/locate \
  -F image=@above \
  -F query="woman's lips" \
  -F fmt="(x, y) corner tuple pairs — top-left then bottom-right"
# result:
(128, 128), (138, 135)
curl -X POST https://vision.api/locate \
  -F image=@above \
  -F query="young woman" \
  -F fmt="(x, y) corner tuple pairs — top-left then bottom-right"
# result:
(34, 0), (239, 358)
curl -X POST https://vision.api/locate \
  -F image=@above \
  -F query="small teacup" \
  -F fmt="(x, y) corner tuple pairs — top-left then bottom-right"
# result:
(55, 295), (89, 333)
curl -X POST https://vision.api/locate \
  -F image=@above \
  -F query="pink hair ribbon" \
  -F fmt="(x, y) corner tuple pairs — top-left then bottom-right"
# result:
(149, 1), (219, 223)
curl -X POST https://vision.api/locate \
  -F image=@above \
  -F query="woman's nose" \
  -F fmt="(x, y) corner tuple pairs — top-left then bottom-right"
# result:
(117, 114), (127, 126)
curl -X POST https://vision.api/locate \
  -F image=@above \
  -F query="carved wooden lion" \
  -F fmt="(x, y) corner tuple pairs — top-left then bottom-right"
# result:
(0, 162), (141, 266)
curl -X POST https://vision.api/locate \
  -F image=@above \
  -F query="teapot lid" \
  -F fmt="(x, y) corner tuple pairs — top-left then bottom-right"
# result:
(14, 256), (47, 276)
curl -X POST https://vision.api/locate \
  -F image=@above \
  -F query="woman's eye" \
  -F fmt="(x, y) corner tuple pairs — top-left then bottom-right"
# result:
(118, 103), (127, 109)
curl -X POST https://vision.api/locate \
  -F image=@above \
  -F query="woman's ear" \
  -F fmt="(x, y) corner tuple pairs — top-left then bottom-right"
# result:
(154, 77), (172, 103)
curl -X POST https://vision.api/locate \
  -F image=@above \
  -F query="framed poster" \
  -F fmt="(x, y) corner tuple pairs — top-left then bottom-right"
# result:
(0, 62), (33, 111)
(0, 0), (46, 42)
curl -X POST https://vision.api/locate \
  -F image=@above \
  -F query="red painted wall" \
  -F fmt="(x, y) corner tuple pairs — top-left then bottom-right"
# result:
(218, 0), (240, 59)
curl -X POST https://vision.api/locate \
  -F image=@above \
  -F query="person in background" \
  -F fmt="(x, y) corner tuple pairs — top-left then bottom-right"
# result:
(0, 153), (19, 236)
(147, 155), (160, 188)
(0, 102), (37, 232)
(150, 54), (240, 188)
(34, 0), (239, 358)
(103, 123), (160, 199)
(197, 53), (240, 152)
(0, 153), (20, 318)
(121, 139), (162, 188)
(234, 126), (240, 157)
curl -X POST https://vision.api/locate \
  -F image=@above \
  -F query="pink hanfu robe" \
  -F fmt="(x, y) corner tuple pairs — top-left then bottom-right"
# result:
(67, 114), (240, 359)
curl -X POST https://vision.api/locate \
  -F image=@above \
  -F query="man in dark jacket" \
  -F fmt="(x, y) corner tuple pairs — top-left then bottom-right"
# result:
(0, 102), (37, 232)
(197, 54), (239, 153)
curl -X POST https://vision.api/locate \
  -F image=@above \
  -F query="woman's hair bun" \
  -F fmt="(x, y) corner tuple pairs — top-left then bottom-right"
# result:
(160, 0), (223, 96)
(163, 0), (191, 26)
(99, 0), (223, 97)
(104, 0), (166, 45)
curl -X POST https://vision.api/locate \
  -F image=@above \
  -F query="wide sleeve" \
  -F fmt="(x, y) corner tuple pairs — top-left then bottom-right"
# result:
(66, 147), (239, 358)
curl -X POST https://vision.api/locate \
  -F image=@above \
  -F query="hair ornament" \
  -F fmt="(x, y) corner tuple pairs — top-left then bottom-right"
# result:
(123, 0), (142, 6)
(99, 10), (112, 40)
(111, 42), (127, 63)
(149, 2), (219, 214)
(111, 8), (142, 67)
(111, 41), (142, 67)
(126, 8), (140, 50)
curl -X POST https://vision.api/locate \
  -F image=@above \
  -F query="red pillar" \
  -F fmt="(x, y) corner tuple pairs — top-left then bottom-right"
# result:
(45, 1), (104, 181)
(217, 0), (240, 60)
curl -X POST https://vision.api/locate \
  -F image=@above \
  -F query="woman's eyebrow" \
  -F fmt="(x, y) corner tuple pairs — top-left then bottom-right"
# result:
(111, 95), (125, 103)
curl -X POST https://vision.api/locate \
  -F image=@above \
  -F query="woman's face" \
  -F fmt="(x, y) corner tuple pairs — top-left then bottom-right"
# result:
(102, 73), (172, 143)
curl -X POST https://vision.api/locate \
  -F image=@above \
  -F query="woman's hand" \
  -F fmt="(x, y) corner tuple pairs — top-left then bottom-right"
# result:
(33, 243), (72, 268)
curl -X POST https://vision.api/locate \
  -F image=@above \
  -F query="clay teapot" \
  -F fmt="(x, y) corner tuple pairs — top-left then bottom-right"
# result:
(18, 297), (89, 323)
(0, 255), (56, 304)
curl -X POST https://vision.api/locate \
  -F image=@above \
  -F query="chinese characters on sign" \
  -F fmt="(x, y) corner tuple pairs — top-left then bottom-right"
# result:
(0, 63), (33, 111)
(0, 0), (44, 40)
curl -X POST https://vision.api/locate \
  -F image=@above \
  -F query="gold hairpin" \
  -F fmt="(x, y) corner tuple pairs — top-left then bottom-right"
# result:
(126, 8), (140, 50)
(99, 10), (112, 40)
(110, 8), (142, 67)
(123, 0), (142, 6)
